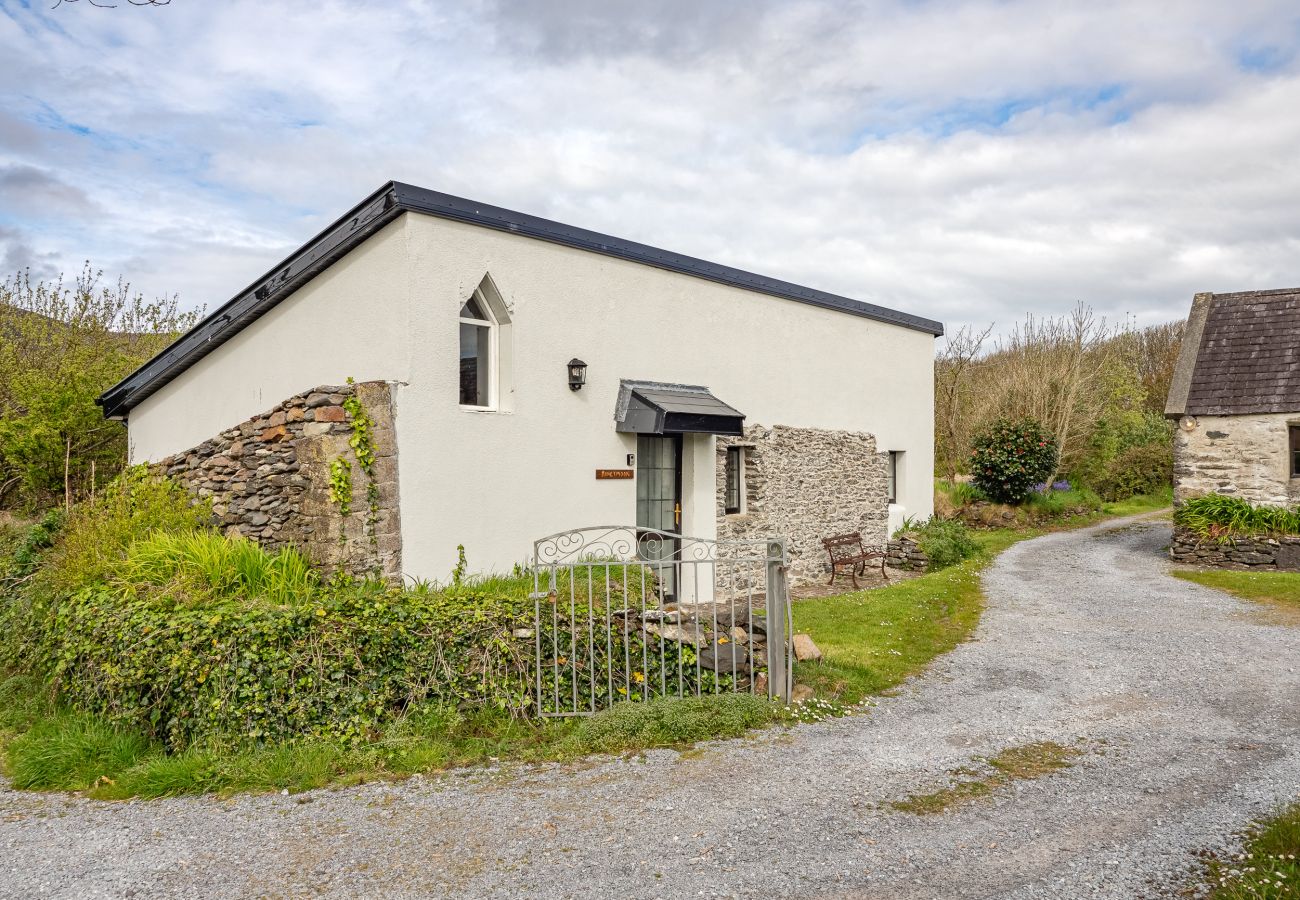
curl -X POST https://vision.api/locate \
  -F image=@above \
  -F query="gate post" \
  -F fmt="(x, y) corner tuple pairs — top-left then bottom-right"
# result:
(764, 541), (792, 704)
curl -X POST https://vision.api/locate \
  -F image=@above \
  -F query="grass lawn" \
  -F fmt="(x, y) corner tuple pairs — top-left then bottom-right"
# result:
(792, 489), (1170, 705)
(1172, 569), (1300, 611)
(792, 528), (1028, 703)
(1200, 803), (1300, 898)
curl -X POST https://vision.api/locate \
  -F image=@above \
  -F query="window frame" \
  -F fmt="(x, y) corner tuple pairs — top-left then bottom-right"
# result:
(458, 289), (497, 410)
(1289, 426), (1300, 479)
(724, 446), (745, 515)
(886, 450), (900, 504)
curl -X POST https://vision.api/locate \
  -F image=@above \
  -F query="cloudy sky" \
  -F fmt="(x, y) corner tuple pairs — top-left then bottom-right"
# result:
(2, 0), (1299, 338)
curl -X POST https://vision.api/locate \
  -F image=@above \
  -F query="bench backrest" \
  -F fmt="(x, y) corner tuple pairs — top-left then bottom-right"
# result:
(822, 532), (867, 563)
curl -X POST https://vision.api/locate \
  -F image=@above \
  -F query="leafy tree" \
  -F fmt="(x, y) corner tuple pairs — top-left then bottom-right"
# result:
(0, 266), (200, 511)
(970, 418), (1058, 504)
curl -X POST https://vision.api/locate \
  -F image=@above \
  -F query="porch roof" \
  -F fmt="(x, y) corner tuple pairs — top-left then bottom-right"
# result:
(615, 380), (745, 436)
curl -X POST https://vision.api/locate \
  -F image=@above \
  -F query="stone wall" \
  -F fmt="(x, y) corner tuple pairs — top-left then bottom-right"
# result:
(886, 535), (929, 571)
(716, 425), (889, 584)
(1174, 412), (1300, 506)
(157, 381), (401, 580)
(1170, 526), (1300, 570)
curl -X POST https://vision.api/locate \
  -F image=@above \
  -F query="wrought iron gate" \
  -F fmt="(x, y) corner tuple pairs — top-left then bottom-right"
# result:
(530, 526), (793, 716)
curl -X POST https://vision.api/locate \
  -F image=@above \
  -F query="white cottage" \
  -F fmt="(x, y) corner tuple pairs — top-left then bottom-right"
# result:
(97, 182), (942, 585)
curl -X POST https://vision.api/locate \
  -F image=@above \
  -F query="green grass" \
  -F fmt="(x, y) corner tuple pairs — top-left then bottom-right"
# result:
(792, 528), (1029, 704)
(1172, 569), (1300, 611)
(0, 674), (785, 799)
(1102, 485), (1173, 517)
(1202, 803), (1300, 898)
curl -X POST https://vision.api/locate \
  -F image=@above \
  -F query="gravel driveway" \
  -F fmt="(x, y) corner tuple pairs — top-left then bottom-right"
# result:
(3, 516), (1299, 899)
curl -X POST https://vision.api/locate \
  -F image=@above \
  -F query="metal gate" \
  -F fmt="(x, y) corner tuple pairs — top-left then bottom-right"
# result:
(530, 526), (793, 716)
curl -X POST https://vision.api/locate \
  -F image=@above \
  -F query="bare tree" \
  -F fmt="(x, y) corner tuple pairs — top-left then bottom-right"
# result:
(934, 323), (993, 484)
(987, 303), (1117, 482)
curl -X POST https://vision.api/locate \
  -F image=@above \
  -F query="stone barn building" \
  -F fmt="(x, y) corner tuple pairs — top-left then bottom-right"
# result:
(1166, 287), (1300, 506)
(97, 181), (943, 585)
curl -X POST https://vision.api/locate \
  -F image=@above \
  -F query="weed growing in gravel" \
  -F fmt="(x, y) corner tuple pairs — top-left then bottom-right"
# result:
(1202, 803), (1300, 899)
(890, 741), (1082, 815)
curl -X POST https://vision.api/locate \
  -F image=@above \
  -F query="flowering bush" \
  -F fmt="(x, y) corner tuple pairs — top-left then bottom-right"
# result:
(970, 418), (1059, 504)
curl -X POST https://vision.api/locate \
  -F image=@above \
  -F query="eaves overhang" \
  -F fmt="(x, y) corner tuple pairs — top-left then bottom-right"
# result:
(97, 181), (945, 420)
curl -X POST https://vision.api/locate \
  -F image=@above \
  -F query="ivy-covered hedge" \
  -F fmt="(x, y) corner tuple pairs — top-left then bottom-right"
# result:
(9, 582), (535, 748)
(0, 471), (750, 749)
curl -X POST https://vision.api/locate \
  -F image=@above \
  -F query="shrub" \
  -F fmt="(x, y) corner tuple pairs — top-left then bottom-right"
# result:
(37, 467), (211, 596)
(1090, 442), (1172, 502)
(969, 418), (1058, 504)
(571, 693), (779, 753)
(25, 582), (536, 748)
(1174, 494), (1300, 542)
(2, 509), (62, 579)
(897, 518), (981, 571)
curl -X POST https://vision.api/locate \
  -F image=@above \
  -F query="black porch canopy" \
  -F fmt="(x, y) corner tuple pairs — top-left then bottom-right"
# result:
(614, 380), (746, 436)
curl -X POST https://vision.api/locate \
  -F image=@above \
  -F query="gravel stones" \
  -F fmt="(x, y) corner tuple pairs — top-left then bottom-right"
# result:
(3, 516), (1298, 898)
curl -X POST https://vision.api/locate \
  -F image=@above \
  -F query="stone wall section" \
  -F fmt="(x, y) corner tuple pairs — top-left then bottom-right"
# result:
(716, 425), (889, 584)
(886, 535), (929, 570)
(1170, 526), (1300, 571)
(1174, 412), (1300, 506)
(157, 381), (401, 580)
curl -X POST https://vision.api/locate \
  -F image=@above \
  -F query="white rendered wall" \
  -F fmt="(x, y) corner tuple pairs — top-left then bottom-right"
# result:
(127, 219), (413, 462)
(128, 211), (936, 581)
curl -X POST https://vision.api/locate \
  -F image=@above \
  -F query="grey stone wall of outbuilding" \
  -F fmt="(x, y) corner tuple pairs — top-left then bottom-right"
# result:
(1173, 412), (1300, 506)
(155, 381), (401, 580)
(715, 424), (889, 584)
(1170, 526), (1300, 571)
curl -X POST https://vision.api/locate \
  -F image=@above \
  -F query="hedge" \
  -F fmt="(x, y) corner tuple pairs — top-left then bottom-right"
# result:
(2, 566), (730, 748)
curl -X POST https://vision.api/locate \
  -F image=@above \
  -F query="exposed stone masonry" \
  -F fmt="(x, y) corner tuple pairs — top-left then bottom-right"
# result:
(1169, 526), (1300, 571)
(716, 425), (889, 584)
(156, 381), (401, 580)
(1173, 412), (1300, 506)
(886, 535), (929, 571)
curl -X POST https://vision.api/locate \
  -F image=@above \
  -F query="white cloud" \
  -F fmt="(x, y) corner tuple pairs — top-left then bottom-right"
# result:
(0, 0), (1298, 337)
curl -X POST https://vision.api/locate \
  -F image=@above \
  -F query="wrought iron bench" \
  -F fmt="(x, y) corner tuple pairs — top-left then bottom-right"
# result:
(821, 531), (887, 589)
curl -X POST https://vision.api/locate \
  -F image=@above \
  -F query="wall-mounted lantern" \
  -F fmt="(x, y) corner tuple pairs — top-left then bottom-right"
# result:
(567, 358), (588, 391)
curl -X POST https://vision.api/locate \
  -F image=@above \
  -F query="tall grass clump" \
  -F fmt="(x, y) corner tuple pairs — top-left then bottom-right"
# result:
(36, 466), (211, 596)
(110, 531), (318, 606)
(1175, 494), (1300, 542)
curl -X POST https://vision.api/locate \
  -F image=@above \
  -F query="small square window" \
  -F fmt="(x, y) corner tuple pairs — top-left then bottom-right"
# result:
(724, 447), (745, 514)
(1290, 426), (1300, 478)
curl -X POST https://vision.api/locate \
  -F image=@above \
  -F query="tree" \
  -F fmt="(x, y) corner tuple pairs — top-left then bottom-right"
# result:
(985, 304), (1116, 483)
(934, 323), (993, 483)
(0, 266), (200, 511)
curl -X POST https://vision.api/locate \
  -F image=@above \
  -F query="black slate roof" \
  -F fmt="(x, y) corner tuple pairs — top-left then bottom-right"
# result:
(1184, 288), (1300, 416)
(97, 181), (944, 420)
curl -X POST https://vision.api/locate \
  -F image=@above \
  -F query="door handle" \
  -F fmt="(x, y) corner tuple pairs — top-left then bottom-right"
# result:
(674, 503), (681, 526)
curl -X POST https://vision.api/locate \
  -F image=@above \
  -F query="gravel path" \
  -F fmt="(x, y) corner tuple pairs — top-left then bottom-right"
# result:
(4, 516), (1299, 899)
